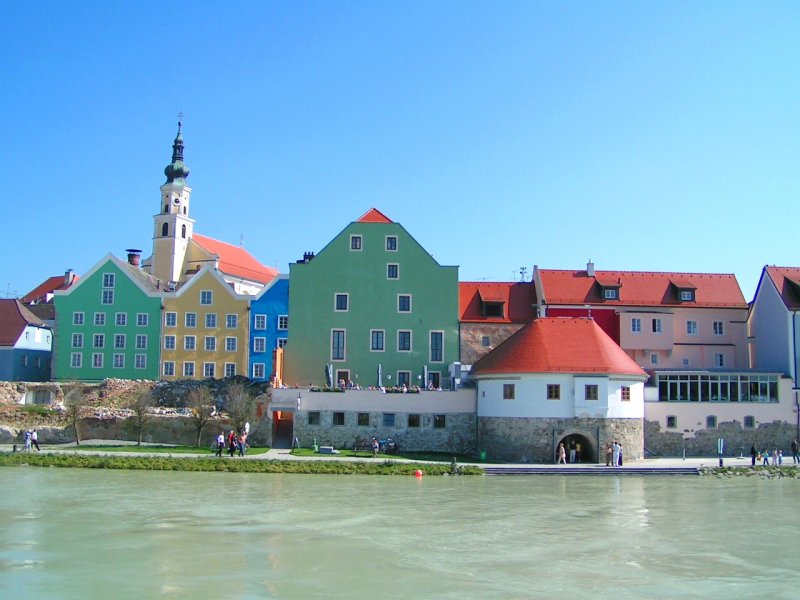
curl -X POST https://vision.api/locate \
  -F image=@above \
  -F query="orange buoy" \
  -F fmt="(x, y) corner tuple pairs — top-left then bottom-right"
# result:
(414, 469), (423, 478)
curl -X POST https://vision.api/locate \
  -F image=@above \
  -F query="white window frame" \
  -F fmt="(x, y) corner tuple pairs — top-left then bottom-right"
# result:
(101, 290), (114, 305)
(334, 293), (349, 312)
(224, 363), (236, 378)
(430, 330), (444, 363)
(185, 312), (197, 328)
(93, 333), (105, 349)
(385, 235), (398, 251)
(184, 335), (196, 351)
(604, 289), (617, 299)
(163, 361), (175, 376)
(204, 336), (216, 352)
(200, 290), (213, 305)
(135, 334), (147, 350)
(253, 337), (266, 353)
(92, 353), (104, 368)
(71, 333), (83, 348)
(136, 313), (149, 327)
(652, 318), (662, 334)
(134, 354), (146, 369)
(205, 313), (217, 328)
(183, 362), (195, 377)
(370, 329), (385, 352)
(714, 353), (725, 367)
(349, 234), (362, 251)
(71, 352), (82, 368)
(252, 363), (265, 379)
(331, 329), (346, 361)
(680, 290), (693, 301)
(203, 362), (216, 378)
(113, 353), (125, 369)
(387, 263), (399, 280)
(102, 273), (115, 288)
(713, 321), (725, 336)
(226, 314), (238, 329)
(73, 312), (85, 326)
(397, 330), (412, 352)
(277, 315), (288, 330)
(114, 334), (126, 349)
(94, 312), (106, 326)
(115, 312), (127, 326)
(397, 294), (412, 313)
(254, 314), (267, 330)
(277, 338), (288, 349)
(165, 312), (177, 327)
(631, 318), (641, 333)
(164, 335), (176, 350)
(225, 337), (237, 352)
(686, 321), (698, 336)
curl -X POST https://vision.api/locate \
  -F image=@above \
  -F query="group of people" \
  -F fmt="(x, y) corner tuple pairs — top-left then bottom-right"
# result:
(556, 439), (584, 464)
(22, 429), (40, 452)
(750, 440), (799, 466)
(605, 441), (624, 467)
(215, 421), (250, 457)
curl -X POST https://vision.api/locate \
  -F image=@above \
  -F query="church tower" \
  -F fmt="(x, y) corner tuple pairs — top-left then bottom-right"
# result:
(149, 120), (195, 285)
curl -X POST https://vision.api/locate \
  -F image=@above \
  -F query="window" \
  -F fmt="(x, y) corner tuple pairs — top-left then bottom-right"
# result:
(164, 335), (176, 350)
(331, 329), (346, 360)
(585, 385), (598, 401)
(183, 362), (195, 377)
(666, 415), (677, 429)
(71, 353), (82, 368)
(386, 236), (397, 251)
(165, 312), (177, 327)
(278, 315), (288, 330)
(252, 363), (265, 379)
(483, 302), (503, 318)
(163, 362), (175, 376)
(137, 313), (149, 327)
(706, 415), (717, 429)
(308, 411), (321, 425)
(631, 318), (641, 333)
(94, 312), (106, 326)
(102, 273), (115, 288)
(680, 290), (694, 301)
(113, 354), (125, 368)
(71, 333), (83, 348)
(481, 336), (491, 347)
(430, 331), (443, 362)
(397, 371), (411, 386)
(652, 318), (662, 333)
(185, 313), (197, 328)
(162, 223), (169, 236)
(277, 338), (288, 349)
(136, 334), (147, 350)
(714, 353), (725, 367)
(225, 337), (237, 352)
(397, 330), (411, 352)
(743, 415), (755, 428)
(682, 358), (690, 367)
(333, 412), (345, 426)
(358, 412), (370, 427)
(204, 336), (216, 351)
(224, 363), (236, 377)
(254, 314), (267, 330)
(398, 294), (411, 313)
(101, 290), (114, 305)
(200, 290), (213, 305)
(433, 415), (446, 429)
(713, 321), (724, 336)
(203, 362), (215, 378)
(184, 335), (196, 350)
(92, 353), (104, 368)
(73, 312), (85, 326)
(650, 353), (659, 366)
(93, 333), (105, 349)
(387, 264), (399, 279)
(226, 314), (238, 328)
(686, 321), (698, 336)
(135, 354), (146, 369)
(370, 330), (384, 351)
(503, 384), (515, 400)
(21, 355), (28, 367)
(254, 337), (266, 353)
(334, 293), (349, 311)
(205, 313), (217, 328)
(383, 413), (395, 428)
(114, 334), (126, 349)
(116, 313), (128, 326)
(621, 386), (631, 401)
(604, 289), (617, 299)
(547, 384), (560, 400)
(350, 235), (362, 250)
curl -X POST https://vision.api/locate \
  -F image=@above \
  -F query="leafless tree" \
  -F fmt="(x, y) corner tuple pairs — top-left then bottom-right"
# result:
(186, 386), (214, 447)
(224, 383), (255, 435)
(127, 389), (155, 446)
(63, 387), (86, 446)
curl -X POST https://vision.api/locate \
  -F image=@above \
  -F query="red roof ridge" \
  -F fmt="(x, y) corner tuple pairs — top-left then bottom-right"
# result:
(193, 233), (278, 285)
(540, 268), (737, 278)
(356, 208), (393, 223)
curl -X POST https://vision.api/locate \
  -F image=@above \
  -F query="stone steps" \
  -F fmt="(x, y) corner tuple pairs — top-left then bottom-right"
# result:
(484, 466), (700, 476)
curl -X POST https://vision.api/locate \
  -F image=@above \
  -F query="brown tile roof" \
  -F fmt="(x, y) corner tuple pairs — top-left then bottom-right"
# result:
(765, 266), (800, 310)
(356, 208), (393, 223)
(21, 273), (79, 304)
(0, 299), (48, 346)
(539, 269), (747, 308)
(471, 317), (646, 377)
(459, 282), (536, 323)
(193, 234), (278, 285)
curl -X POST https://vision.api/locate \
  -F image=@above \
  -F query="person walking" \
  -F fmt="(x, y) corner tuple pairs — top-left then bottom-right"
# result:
(612, 441), (620, 467)
(228, 431), (237, 457)
(31, 429), (40, 452)
(618, 443), (624, 467)
(215, 432), (225, 457)
(606, 443), (613, 466)
(24, 430), (32, 452)
(750, 444), (757, 467)
(372, 437), (379, 458)
(557, 442), (567, 464)
(568, 440), (576, 464)
(792, 439), (799, 464)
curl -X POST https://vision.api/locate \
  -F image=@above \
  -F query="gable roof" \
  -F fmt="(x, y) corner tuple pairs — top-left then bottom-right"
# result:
(192, 234), (278, 285)
(0, 299), (48, 346)
(764, 266), (800, 310)
(356, 208), (393, 223)
(21, 273), (79, 304)
(538, 269), (746, 308)
(459, 282), (536, 323)
(56, 254), (164, 297)
(169, 264), (248, 301)
(471, 317), (647, 377)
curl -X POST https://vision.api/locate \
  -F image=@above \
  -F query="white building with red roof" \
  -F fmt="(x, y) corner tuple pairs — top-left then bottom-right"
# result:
(472, 317), (648, 463)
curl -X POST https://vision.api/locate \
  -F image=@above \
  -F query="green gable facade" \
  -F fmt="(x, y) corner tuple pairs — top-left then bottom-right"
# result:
(282, 209), (459, 389)
(54, 255), (163, 381)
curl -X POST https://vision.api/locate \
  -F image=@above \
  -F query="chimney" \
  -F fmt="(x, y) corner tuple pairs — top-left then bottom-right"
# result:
(297, 251), (315, 264)
(586, 260), (595, 277)
(64, 269), (75, 286)
(126, 248), (142, 267)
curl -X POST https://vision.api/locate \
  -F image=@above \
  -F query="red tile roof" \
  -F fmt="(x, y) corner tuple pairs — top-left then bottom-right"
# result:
(471, 317), (646, 377)
(765, 266), (800, 310)
(193, 234), (278, 285)
(21, 273), (79, 304)
(539, 269), (746, 308)
(0, 299), (47, 346)
(459, 282), (536, 323)
(356, 208), (393, 223)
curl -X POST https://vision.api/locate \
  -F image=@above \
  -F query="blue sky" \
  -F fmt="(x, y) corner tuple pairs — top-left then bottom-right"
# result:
(2, 2), (797, 302)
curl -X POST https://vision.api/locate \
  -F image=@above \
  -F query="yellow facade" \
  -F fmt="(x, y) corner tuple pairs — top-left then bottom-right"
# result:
(161, 267), (250, 380)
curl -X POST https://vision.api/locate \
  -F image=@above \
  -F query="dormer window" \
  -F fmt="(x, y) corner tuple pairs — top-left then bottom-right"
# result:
(604, 289), (617, 300)
(680, 290), (694, 301)
(482, 302), (504, 318)
(672, 280), (696, 302)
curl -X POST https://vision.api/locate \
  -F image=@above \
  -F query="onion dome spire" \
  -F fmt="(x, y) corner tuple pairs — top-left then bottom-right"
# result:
(164, 117), (190, 184)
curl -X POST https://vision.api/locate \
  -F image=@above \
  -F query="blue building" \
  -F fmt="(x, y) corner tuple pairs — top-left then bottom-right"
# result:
(249, 275), (289, 382)
(0, 299), (53, 381)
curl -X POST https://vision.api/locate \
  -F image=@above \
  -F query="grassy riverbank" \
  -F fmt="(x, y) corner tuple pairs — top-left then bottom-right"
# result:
(53, 444), (270, 455)
(0, 452), (484, 475)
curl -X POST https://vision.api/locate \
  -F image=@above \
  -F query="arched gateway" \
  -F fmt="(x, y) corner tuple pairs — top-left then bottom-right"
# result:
(557, 432), (597, 463)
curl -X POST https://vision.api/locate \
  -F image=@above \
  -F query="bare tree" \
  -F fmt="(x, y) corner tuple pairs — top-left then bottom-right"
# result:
(63, 387), (86, 446)
(127, 389), (155, 446)
(186, 386), (214, 447)
(224, 383), (255, 435)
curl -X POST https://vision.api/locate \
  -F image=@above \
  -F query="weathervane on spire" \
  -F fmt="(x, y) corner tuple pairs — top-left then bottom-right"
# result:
(177, 111), (184, 132)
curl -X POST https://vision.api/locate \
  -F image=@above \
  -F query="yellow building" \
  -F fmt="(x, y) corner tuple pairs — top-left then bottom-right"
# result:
(161, 266), (250, 380)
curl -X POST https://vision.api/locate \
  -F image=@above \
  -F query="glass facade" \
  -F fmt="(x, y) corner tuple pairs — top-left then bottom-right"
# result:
(656, 373), (778, 403)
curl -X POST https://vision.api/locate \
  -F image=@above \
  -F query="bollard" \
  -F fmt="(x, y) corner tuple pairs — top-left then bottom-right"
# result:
(13, 444), (17, 453)
(719, 457), (724, 467)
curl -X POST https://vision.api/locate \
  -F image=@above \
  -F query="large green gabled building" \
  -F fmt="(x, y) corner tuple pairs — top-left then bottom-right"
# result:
(282, 208), (459, 389)
(53, 253), (163, 381)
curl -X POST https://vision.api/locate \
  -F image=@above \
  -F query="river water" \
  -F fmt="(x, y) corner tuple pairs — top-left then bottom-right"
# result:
(1, 468), (798, 599)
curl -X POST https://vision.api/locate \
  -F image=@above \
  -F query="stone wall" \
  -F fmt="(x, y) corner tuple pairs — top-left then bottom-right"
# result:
(293, 410), (476, 453)
(478, 416), (643, 463)
(460, 323), (525, 365)
(644, 419), (800, 457)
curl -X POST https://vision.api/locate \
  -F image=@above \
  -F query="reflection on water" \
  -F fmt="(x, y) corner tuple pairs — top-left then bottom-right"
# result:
(1, 468), (799, 599)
